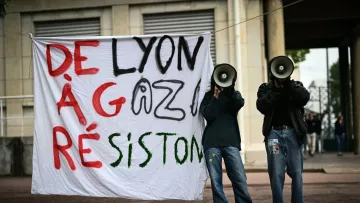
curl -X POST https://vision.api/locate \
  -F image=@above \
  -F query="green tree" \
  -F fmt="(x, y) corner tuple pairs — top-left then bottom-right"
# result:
(0, 0), (11, 17)
(286, 49), (310, 68)
(329, 60), (341, 116)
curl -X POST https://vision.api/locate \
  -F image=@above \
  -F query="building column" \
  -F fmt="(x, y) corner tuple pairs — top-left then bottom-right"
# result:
(352, 35), (360, 155)
(112, 5), (130, 36)
(339, 46), (352, 151)
(238, 0), (267, 165)
(265, 0), (285, 59)
(4, 13), (23, 137)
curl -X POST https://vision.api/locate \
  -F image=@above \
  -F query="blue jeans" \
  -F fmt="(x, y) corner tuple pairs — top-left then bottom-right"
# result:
(336, 134), (345, 153)
(265, 128), (303, 203)
(205, 147), (252, 203)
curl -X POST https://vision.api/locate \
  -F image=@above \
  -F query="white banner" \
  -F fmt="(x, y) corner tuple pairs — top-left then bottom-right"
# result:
(31, 33), (213, 200)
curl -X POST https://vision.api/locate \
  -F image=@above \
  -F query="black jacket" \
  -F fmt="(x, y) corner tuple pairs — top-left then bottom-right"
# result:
(200, 90), (244, 150)
(256, 80), (310, 145)
(334, 120), (345, 135)
(314, 119), (322, 134)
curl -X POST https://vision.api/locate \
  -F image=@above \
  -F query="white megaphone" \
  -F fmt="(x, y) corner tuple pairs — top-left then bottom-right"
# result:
(269, 56), (294, 81)
(213, 63), (237, 88)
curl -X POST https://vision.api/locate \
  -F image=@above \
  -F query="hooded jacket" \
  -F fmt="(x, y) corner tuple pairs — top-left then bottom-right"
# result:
(199, 74), (244, 150)
(256, 80), (310, 145)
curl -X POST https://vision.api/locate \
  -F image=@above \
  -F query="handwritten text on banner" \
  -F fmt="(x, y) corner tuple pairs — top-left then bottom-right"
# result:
(31, 33), (213, 200)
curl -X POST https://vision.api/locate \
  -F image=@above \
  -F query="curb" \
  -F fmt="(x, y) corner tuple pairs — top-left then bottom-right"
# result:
(206, 181), (360, 188)
(223, 168), (325, 173)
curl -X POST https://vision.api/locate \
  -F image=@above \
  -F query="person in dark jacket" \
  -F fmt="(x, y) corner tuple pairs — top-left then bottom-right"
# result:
(256, 60), (310, 203)
(314, 114), (323, 153)
(305, 113), (316, 156)
(335, 115), (345, 156)
(200, 67), (252, 203)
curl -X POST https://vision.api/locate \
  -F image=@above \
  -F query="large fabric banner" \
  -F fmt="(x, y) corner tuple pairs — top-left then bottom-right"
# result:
(31, 33), (213, 200)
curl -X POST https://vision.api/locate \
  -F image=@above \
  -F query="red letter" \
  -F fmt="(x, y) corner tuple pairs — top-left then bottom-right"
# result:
(74, 40), (100, 76)
(57, 83), (87, 126)
(53, 126), (76, 170)
(78, 133), (103, 168)
(46, 44), (73, 76)
(92, 82), (126, 117)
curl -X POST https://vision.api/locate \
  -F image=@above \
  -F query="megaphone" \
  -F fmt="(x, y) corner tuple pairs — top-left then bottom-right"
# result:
(269, 56), (294, 81)
(213, 63), (237, 88)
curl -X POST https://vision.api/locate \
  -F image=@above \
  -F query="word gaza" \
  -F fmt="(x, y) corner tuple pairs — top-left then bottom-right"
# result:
(131, 78), (201, 121)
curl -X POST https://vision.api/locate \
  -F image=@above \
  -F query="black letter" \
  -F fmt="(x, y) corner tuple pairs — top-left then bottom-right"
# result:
(108, 133), (123, 167)
(127, 133), (132, 168)
(152, 80), (185, 121)
(156, 35), (175, 74)
(138, 132), (152, 168)
(175, 137), (188, 165)
(134, 37), (157, 73)
(190, 79), (201, 116)
(157, 132), (176, 165)
(112, 38), (137, 76)
(178, 36), (204, 71)
(190, 135), (203, 163)
(132, 78), (153, 115)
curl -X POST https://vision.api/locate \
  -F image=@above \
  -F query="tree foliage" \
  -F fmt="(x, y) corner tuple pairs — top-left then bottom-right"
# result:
(329, 60), (341, 116)
(286, 49), (310, 68)
(0, 0), (11, 17)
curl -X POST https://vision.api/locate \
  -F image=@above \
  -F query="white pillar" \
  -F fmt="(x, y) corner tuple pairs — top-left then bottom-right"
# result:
(265, 0), (286, 59)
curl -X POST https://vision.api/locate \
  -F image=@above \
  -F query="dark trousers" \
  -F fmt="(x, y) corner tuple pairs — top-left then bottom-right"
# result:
(205, 147), (252, 203)
(265, 128), (304, 203)
(336, 134), (345, 153)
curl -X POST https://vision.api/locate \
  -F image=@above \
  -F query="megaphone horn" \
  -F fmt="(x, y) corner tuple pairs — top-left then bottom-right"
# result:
(269, 56), (294, 80)
(213, 63), (237, 88)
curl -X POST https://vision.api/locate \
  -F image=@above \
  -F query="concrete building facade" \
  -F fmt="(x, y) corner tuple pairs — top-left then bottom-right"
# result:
(0, 0), (292, 165)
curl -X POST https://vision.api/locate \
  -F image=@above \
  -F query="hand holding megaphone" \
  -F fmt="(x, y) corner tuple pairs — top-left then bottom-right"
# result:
(214, 86), (224, 99)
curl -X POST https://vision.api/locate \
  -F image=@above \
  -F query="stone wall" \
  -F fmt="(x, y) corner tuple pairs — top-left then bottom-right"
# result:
(0, 136), (33, 176)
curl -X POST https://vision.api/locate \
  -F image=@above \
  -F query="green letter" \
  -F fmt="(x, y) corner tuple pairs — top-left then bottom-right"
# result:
(175, 137), (188, 165)
(156, 132), (176, 165)
(138, 132), (152, 167)
(127, 133), (132, 168)
(190, 135), (203, 163)
(108, 133), (123, 167)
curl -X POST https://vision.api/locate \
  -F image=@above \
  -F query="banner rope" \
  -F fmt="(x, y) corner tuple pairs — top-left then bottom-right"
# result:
(0, 0), (305, 82)
(214, 0), (305, 33)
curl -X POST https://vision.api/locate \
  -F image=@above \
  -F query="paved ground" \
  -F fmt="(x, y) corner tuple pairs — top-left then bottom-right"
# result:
(243, 153), (360, 173)
(1, 174), (360, 203)
(1, 153), (360, 202)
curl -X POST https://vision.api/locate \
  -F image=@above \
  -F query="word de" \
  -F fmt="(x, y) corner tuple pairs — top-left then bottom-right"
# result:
(46, 40), (100, 76)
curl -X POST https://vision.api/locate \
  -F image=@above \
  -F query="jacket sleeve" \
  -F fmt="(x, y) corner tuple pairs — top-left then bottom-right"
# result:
(256, 83), (278, 114)
(230, 91), (245, 112)
(200, 92), (222, 120)
(288, 81), (310, 107)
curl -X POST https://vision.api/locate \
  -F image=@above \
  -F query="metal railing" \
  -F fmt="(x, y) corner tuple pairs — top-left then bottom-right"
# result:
(0, 95), (34, 137)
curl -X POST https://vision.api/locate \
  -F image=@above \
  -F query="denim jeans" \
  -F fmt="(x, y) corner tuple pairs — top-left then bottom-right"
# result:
(205, 147), (252, 203)
(265, 128), (304, 203)
(336, 134), (345, 153)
